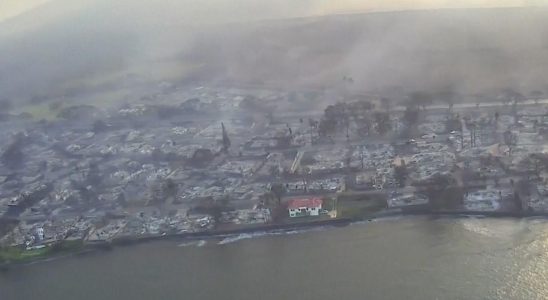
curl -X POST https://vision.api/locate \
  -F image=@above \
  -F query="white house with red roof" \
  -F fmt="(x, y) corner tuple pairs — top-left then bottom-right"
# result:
(287, 197), (323, 217)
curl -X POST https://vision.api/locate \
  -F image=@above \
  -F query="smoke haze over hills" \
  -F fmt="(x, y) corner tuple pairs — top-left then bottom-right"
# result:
(2, 1), (548, 104)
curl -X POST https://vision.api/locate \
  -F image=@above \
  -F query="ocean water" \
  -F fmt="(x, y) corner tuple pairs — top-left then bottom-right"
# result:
(2, 216), (548, 300)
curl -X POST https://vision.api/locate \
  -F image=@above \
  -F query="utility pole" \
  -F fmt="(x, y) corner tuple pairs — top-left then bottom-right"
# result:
(360, 146), (364, 169)
(221, 122), (231, 153)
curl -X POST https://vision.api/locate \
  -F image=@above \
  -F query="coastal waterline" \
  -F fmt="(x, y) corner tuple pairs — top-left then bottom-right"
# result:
(2, 216), (548, 299)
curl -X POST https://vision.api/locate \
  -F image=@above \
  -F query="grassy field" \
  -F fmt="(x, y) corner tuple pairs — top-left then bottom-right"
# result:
(336, 193), (387, 219)
(0, 240), (83, 264)
(19, 103), (61, 120)
(0, 246), (50, 263)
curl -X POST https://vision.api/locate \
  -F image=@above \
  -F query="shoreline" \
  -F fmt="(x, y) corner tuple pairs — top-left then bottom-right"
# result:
(114, 217), (352, 244)
(3, 209), (548, 269)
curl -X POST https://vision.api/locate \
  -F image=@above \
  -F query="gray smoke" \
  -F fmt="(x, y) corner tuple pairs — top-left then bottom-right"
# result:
(1, 1), (548, 104)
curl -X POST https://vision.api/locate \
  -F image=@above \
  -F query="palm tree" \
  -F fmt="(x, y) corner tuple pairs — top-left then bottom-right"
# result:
(530, 90), (543, 104)
(409, 91), (432, 111)
(438, 90), (456, 113)
(270, 183), (286, 205)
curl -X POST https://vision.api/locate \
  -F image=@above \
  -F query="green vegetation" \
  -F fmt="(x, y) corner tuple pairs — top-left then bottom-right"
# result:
(322, 197), (336, 211)
(0, 240), (84, 264)
(0, 246), (49, 264)
(336, 193), (387, 220)
(338, 207), (372, 219)
(338, 203), (386, 219)
(19, 102), (61, 121)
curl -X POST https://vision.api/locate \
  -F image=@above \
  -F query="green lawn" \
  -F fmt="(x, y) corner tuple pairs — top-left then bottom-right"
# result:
(0, 246), (50, 263)
(0, 241), (83, 264)
(336, 195), (387, 219)
(20, 103), (58, 120)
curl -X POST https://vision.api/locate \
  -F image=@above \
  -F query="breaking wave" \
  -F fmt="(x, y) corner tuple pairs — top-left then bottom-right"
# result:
(218, 233), (262, 245)
(217, 227), (327, 245)
(178, 240), (207, 247)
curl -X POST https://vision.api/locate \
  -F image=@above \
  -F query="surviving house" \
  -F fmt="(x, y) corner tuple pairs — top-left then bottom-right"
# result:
(287, 197), (323, 217)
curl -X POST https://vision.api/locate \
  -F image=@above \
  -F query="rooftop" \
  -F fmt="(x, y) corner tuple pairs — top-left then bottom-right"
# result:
(287, 197), (323, 210)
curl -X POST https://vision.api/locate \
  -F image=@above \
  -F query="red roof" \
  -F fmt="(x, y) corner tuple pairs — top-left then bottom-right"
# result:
(287, 197), (323, 209)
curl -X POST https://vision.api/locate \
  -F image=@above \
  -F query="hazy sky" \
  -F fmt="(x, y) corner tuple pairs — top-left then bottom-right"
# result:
(0, 0), (51, 22)
(1, 0), (545, 23)
(2, 0), (548, 102)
